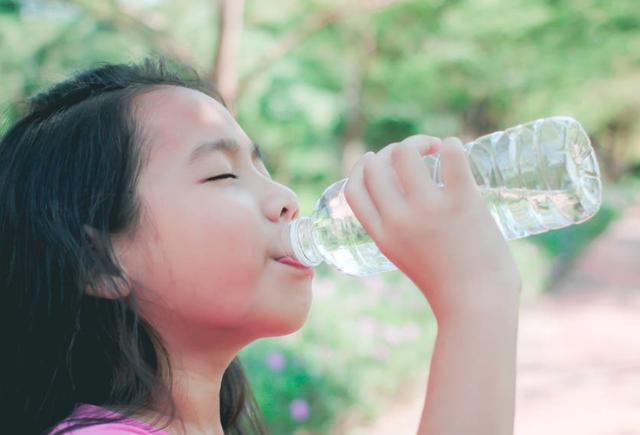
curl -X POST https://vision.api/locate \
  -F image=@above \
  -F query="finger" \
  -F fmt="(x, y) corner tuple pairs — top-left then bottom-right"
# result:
(343, 152), (384, 239)
(401, 134), (442, 156)
(382, 135), (442, 185)
(377, 135), (441, 188)
(378, 135), (441, 161)
(439, 137), (476, 194)
(397, 135), (442, 189)
(362, 151), (407, 223)
(390, 141), (442, 201)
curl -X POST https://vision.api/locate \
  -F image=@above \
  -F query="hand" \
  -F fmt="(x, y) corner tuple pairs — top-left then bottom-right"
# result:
(343, 135), (522, 324)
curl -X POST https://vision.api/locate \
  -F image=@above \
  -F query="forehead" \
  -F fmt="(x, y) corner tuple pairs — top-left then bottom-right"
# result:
(132, 85), (245, 161)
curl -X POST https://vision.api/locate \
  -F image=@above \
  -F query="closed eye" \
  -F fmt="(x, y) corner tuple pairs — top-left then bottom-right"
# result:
(205, 173), (238, 182)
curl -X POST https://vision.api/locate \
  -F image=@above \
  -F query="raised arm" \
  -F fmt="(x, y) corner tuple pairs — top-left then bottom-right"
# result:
(416, 289), (519, 435)
(343, 135), (522, 435)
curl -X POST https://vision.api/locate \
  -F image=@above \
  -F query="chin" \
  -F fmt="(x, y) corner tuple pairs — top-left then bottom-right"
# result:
(260, 302), (312, 338)
(277, 316), (308, 336)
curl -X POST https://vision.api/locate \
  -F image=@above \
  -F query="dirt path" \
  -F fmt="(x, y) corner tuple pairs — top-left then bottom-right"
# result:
(346, 195), (640, 435)
(515, 196), (640, 435)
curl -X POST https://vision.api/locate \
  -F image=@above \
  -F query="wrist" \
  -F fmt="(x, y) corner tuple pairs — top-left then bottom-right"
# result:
(433, 286), (521, 330)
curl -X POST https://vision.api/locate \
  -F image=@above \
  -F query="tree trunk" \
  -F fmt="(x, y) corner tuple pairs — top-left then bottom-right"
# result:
(340, 26), (377, 178)
(236, 0), (405, 101)
(210, 0), (245, 113)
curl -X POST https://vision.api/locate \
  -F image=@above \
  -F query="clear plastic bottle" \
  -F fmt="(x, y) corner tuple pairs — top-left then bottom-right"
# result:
(284, 116), (602, 277)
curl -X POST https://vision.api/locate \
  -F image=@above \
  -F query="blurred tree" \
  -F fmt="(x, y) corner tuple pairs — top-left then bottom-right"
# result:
(0, 0), (20, 14)
(2, 1), (640, 433)
(63, 0), (197, 65)
(209, 0), (244, 112)
(338, 20), (377, 176)
(2, 0), (640, 178)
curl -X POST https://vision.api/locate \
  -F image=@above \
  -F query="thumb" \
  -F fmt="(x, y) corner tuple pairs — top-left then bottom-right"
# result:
(440, 137), (475, 193)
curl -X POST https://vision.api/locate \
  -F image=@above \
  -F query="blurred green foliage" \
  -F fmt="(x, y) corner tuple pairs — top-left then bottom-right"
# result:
(240, 268), (436, 433)
(2, 0), (640, 433)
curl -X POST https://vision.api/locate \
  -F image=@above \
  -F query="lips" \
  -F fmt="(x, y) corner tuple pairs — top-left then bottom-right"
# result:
(276, 256), (312, 270)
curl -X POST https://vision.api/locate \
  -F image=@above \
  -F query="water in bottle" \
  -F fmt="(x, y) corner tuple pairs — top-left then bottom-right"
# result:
(284, 116), (602, 276)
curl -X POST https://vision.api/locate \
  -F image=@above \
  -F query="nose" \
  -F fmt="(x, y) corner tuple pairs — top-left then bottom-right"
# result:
(264, 182), (300, 223)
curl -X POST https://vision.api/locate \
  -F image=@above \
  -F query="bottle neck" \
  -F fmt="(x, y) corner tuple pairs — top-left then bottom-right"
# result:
(290, 217), (323, 267)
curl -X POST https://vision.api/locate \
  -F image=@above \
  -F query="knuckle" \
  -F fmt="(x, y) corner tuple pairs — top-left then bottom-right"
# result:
(392, 143), (415, 169)
(359, 151), (374, 166)
(390, 142), (406, 161)
(343, 180), (354, 201)
(379, 142), (399, 159)
(362, 151), (375, 163)
(385, 141), (400, 151)
(401, 134), (441, 147)
(344, 179), (361, 204)
(362, 155), (375, 176)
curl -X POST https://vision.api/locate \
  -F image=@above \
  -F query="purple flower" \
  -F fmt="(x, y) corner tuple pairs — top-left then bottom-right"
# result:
(382, 324), (402, 346)
(265, 351), (286, 372)
(289, 398), (310, 422)
(358, 316), (378, 339)
(373, 344), (389, 361)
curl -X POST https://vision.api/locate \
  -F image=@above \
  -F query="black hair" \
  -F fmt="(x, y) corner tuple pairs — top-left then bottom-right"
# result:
(0, 57), (267, 435)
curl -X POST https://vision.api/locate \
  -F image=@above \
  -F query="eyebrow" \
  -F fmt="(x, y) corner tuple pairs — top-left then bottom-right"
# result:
(188, 138), (264, 165)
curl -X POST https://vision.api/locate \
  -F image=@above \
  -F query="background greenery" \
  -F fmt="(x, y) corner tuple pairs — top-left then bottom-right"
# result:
(2, 0), (639, 433)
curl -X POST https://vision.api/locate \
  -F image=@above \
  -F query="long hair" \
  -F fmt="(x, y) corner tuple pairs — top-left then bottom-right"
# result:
(0, 58), (267, 435)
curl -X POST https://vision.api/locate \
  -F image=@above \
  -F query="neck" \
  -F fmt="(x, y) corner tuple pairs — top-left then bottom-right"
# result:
(134, 354), (233, 435)
(167, 357), (230, 435)
(138, 329), (251, 435)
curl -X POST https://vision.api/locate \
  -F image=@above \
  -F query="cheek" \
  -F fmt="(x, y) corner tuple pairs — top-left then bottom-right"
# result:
(148, 194), (267, 324)
(195, 211), (264, 287)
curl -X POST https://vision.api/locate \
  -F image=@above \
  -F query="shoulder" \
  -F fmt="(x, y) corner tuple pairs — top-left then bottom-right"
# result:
(48, 403), (169, 435)
(54, 423), (162, 434)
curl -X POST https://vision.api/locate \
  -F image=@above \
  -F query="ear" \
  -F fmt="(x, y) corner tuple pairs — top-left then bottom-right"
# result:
(83, 224), (132, 300)
(85, 274), (132, 300)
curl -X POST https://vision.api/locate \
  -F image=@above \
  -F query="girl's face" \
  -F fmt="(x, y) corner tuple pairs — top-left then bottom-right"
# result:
(111, 85), (313, 344)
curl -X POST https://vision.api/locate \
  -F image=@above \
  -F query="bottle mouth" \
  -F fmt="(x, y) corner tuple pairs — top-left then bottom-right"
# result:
(279, 221), (296, 259)
(288, 219), (306, 265)
(288, 217), (322, 267)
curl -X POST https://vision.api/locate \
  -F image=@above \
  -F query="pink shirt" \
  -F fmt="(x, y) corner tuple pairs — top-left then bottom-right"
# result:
(49, 403), (170, 434)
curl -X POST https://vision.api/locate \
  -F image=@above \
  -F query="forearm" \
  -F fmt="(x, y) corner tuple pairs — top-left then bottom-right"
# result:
(417, 297), (520, 435)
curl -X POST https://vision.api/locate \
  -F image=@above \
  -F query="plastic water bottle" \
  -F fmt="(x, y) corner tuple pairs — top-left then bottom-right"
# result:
(284, 116), (602, 276)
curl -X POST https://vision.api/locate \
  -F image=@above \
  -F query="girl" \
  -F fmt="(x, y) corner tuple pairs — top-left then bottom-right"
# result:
(0, 58), (521, 435)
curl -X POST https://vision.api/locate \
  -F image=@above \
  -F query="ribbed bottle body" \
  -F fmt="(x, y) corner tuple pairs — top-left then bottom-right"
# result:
(290, 117), (602, 276)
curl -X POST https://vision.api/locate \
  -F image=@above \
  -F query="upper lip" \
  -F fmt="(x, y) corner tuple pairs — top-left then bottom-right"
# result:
(271, 224), (294, 261)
